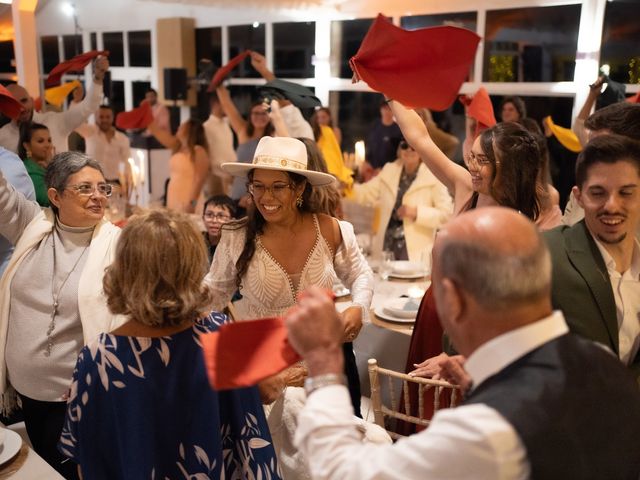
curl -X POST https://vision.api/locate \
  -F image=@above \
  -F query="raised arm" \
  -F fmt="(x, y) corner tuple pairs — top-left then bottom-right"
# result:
(573, 77), (603, 146)
(146, 121), (178, 150)
(388, 100), (471, 195)
(0, 162), (42, 245)
(187, 145), (210, 213)
(268, 100), (290, 137)
(250, 51), (276, 82)
(59, 57), (108, 134)
(216, 85), (248, 140)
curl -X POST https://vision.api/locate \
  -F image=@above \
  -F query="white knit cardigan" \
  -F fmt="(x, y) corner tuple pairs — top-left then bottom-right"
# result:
(0, 208), (126, 413)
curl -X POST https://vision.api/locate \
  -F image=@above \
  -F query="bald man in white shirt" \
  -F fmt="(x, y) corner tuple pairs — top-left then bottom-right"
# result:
(285, 207), (640, 480)
(0, 57), (109, 154)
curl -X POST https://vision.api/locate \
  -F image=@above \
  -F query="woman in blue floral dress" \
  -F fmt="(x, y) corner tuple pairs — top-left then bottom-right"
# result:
(58, 209), (280, 479)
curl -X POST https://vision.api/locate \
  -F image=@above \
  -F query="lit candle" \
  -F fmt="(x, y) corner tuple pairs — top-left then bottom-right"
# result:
(354, 140), (365, 167)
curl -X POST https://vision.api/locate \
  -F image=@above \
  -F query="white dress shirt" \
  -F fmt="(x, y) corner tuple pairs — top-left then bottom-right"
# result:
(593, 237), (640, 365)
(78, 125), (131, 180)
(203, 114), (236, 194)
(279, 104), (314, 140)
(295, 311), (570, 480)
(0, 82), (103, 154)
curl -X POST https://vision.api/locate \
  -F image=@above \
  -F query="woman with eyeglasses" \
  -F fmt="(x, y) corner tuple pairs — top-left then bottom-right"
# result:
(385, 99), (543, 436)
(352, 138), (453, 261)
(0, 151), (125, 480)
(204, 136), (373, 479)
(215, 84), (275, 209)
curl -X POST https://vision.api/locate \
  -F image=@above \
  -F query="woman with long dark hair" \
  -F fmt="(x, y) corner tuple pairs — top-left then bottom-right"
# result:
(204, 136), (373, 479)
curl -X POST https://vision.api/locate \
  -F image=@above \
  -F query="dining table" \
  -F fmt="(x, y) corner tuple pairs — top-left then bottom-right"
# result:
(336, 262), (430, 399)
(0, 424), (64, 480)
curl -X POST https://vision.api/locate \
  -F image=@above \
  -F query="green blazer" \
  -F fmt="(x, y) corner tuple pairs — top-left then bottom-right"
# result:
(544, 221), (640, 383)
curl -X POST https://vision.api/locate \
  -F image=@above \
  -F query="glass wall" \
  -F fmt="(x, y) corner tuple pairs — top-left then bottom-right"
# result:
(128, 31), (152, 67)
(330, 18), (375, 78)
(228, 24), (266, 79)
(103, 32), (124, 67)
(41, 35), (60, 74)
(483, 5), (581, 82)
(273, 21), (315, 78)
(601, 0), (640, 84)
(62, 34), (82, 60)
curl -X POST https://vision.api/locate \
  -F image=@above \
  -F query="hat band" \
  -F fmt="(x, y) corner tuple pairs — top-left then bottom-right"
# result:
(253, 155), (307, 172)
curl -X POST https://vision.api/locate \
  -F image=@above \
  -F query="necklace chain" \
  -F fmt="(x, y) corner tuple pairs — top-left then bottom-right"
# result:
(45, 232), (90, 357)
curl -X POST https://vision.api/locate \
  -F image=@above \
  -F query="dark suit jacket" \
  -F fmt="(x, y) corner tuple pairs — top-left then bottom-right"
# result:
(544, 221), (640, 384)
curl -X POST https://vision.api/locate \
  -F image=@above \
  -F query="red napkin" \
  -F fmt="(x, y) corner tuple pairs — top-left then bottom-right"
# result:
(115, 101), (153, 130)
(350, 14), (480, 111)
(207, 50), (251, 92)
(45, 50), (109, 87)
(33, 96), (43, 113)
(460, 87), (496, 129)
(201, 317), (300, 390)
(0, 84), (24, 120)
(626, 92), (640, 104)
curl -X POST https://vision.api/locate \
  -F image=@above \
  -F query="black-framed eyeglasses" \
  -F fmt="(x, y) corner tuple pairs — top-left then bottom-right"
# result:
(203, 212), (231, 221)
(247, 182), (293, 198)
(65, 183), (113, 197)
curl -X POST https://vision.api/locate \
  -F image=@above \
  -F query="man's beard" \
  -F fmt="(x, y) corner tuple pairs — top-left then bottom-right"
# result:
(597, 232), (627, 245)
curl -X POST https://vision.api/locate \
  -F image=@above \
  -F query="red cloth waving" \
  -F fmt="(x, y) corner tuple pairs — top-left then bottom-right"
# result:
(115, 101), (153, 130)
(201, 317), (300, 390)
(460, 87), (496, 129)
(0, 84), (24, 120)
(350, 14), (480, 111)
(46, 50), (109, 87)
(207, 50), (251, 92)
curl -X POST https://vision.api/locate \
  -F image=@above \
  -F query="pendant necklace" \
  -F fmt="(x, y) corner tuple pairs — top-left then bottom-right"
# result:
(45, 232), (89, 357)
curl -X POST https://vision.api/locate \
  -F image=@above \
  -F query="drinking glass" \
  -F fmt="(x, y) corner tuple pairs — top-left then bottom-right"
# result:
(380, 251), (395, 281)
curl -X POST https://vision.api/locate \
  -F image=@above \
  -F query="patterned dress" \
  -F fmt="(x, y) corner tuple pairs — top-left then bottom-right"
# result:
(58, 312), (280, 480)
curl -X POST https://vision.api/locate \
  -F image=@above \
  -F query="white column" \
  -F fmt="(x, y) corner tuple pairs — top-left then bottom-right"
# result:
(572, 0), (607, 120)
(12, 0), (41, 98)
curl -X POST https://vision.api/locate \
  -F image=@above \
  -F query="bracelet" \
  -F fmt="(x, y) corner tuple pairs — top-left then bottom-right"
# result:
(304, 373), (346, 396)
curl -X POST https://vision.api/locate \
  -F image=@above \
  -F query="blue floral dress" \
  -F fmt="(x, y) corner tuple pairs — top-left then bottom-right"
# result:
(58, 312), (281, 480)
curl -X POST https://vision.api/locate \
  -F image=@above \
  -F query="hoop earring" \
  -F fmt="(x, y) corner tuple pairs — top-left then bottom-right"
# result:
(296, 195), (303, 208)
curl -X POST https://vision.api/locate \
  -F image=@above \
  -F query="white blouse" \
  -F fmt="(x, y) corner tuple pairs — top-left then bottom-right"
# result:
(204, 215), (374, 321)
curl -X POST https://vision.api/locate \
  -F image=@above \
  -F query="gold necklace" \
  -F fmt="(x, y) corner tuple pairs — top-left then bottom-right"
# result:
(45, 232), (90, 357)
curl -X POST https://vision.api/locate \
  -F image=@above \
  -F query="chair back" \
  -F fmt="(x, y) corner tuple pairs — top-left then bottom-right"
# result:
(367, 358), (460, 439)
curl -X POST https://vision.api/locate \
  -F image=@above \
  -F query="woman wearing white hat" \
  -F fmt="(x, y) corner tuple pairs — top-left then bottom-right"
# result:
(204, 136), (373, 479)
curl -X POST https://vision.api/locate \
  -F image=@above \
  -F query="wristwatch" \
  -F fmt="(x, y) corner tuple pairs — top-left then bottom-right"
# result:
(304, 373), (347, 396)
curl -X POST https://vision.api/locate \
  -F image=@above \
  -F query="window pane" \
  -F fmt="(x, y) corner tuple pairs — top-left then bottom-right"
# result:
(41, 36), (60, 74)
(103, 32), (124, 67)
(333, 91), (382, 151)
(132, 81), (151, 107)
(228, 24), (266, 79)
(90, 32), (97, 51)
(601, 0), (640, 84)
(63, 34), (82, 60)
(401, 11), (477, 31)
(128, 31), (151, 67)
(195, 27), (222, 68)
(0, 41), (15, 73)
(107, 80), (125, 115)
(483, 5), (581, 82)
(273, 22), (315, 78)
(331, 18), (375, 78)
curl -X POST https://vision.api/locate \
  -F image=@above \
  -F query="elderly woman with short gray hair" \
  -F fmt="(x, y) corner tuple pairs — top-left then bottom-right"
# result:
(0, 151), (125, 480)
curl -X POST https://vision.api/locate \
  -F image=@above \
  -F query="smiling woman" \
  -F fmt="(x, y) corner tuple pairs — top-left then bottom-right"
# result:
(0, 151), (125, 480)
(204, 136), (374, 479)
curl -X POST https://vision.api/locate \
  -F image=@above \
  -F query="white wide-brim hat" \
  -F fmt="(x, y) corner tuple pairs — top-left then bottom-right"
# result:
(221, 136), (336, 187)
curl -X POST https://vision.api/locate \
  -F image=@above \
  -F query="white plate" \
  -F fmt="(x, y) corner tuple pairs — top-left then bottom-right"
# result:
(391, 261), (424, 275)
(389, 271), (429, 280)
(383, 298), (419, 318)
(374, 306), (416, 323)
(0, 429), (22, 466)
